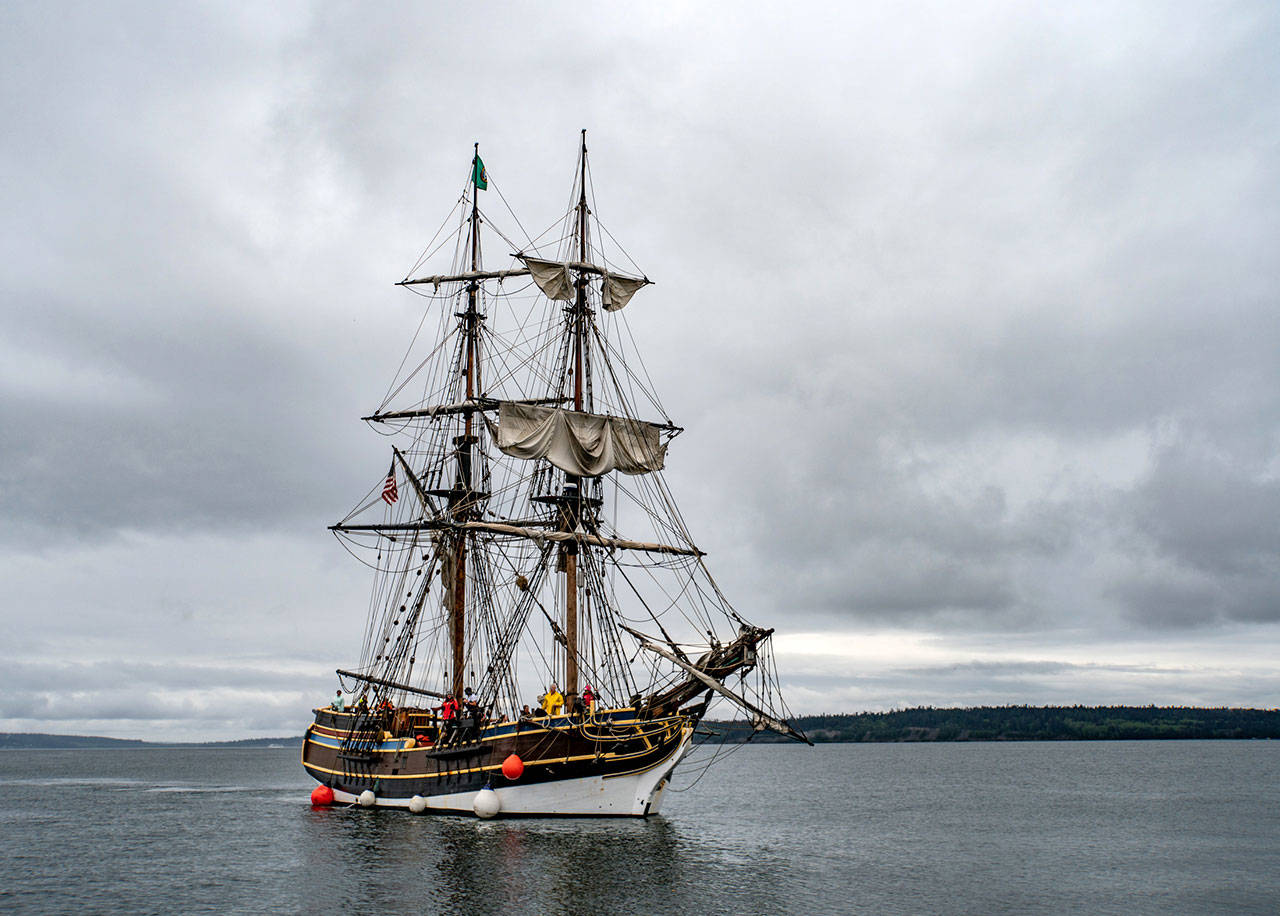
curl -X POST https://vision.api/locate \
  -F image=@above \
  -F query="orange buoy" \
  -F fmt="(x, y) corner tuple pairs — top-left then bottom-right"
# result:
(310, 785), (335, 807)
(502, 753), (524, 780)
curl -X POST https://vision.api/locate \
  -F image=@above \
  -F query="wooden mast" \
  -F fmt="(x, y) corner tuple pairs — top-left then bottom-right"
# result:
(564, 129), (589, 699)
(451, 142), (482, 700)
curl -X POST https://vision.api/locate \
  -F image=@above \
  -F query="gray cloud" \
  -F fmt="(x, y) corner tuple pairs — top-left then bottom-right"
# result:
(3, 2), (1279, 736)
(668, 2), (1280, 635)
(780, 654), (1280, 714)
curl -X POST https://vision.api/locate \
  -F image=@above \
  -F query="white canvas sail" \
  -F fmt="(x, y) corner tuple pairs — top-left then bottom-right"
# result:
(601, 272), (647, 311)
(492, 401), (666, 476)
(521, 257), (575, 301)
(520, 255), (648, 311)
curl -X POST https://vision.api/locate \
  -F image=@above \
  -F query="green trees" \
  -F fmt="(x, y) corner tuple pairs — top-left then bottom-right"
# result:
(703, 706), (1280, 743)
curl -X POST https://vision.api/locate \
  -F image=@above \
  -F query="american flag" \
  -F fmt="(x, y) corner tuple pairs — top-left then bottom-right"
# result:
(381, 462), (399, 505)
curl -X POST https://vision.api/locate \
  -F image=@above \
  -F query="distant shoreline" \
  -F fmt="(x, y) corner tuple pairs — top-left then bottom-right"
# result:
(0, 734), (304, 750)
(704, 705), (1280, 743)
(4, 706), (1278, 749)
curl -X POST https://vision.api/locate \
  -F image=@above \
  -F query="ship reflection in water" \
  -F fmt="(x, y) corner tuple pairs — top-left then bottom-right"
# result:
(296, 808), (699, 914)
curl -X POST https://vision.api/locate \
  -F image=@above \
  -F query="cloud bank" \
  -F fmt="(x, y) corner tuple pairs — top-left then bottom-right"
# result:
(3, 2), (1277, 737)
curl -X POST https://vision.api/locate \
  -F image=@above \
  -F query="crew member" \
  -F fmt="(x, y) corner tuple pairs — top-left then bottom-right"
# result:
(440, 694), (458, 738)
(540, 683), (564, 716)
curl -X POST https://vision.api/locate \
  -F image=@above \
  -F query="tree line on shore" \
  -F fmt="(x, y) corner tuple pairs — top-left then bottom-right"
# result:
(0, 733), (303, 749)
(703, 705), (1280, 743)
(5, 706), (1278, 748)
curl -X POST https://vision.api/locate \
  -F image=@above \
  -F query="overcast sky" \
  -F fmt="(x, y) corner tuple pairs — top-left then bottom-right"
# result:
(3, 2), (1278, 740)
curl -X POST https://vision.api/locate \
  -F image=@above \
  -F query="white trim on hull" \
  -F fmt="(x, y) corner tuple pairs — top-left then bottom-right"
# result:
(331, 725), (694, 817)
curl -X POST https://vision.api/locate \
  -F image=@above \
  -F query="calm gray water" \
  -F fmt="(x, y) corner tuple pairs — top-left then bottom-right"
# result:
(1, 741), (1277, 914)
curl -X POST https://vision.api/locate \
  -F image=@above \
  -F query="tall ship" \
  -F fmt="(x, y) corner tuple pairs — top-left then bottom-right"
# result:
(302, 133), (809, 817)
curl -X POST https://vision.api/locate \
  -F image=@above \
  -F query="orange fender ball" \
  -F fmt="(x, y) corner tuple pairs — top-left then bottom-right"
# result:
(310, 785), (335, 807)
(502, 754), (524, 780)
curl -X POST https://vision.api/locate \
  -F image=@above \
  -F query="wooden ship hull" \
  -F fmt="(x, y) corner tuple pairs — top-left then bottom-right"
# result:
(302, 706), (695, 816)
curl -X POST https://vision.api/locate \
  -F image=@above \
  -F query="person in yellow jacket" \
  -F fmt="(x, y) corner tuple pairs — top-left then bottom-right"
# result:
(540, 683), (564, 716)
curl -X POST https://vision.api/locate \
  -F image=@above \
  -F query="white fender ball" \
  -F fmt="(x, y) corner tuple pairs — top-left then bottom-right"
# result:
(408, 794), (427, 814)
(472, 786), (501, 819)
(358, 789), (377, 807)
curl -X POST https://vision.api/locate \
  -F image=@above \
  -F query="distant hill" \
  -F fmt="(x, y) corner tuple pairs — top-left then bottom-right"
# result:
(703, 706), (1280, 743)
(0, 733), (304, 749)
(7, 706), (1277, 749)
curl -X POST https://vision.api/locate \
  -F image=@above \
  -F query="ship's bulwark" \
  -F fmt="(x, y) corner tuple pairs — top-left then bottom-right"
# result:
(302, 707), (694, 816)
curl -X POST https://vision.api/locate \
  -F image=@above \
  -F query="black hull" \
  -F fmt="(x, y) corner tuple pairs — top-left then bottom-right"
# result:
(302, 706), (692, 811)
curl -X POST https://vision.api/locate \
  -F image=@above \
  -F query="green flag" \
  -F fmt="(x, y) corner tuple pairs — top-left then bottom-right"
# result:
(472, 156), (488, 190)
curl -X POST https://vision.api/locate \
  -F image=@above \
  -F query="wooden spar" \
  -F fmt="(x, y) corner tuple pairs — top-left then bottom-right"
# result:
(397, 267), (530, 287)
(336, 668), (447, 701)
(564, 129), (590, 699)
(397, 261), (651, 290)
(514, 257), (651, 284)
(474, 521), (702, 555)
(330, 519), (704, 556)
(392, 446), (431, 508)
(630, 639), (814, 745)
(363, 397), (569, 423)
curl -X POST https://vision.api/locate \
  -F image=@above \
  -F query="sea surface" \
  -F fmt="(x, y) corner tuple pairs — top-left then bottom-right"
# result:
(1, 741), (1277, 914)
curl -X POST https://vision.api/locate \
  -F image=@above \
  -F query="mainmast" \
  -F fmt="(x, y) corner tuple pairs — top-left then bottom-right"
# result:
(449, 143), (484, 699)
(564, 129), (590, 698)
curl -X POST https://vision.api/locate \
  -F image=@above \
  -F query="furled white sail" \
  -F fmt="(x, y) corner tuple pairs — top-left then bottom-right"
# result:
(520, 256), (648, 311)
(492, 401), (666, 476)
(601, 273), (647, 311)
(522, 257), (575, 301)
